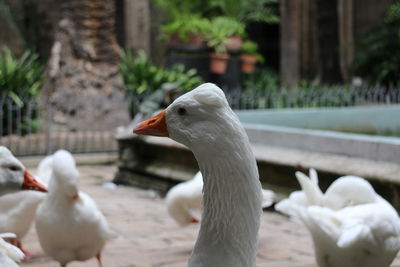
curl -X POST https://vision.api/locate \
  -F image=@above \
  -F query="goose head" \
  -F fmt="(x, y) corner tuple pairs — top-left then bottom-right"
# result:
(0, 147), (47, 195)
(323, 176), (377, 210)
(134, 83), (238, 155)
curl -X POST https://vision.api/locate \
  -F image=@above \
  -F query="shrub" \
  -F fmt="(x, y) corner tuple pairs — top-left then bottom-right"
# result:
(0, 47), (43, 105)
(0, 47), (43, 136)
(353, 3), (400, 87)
(120, 49), (203, 96)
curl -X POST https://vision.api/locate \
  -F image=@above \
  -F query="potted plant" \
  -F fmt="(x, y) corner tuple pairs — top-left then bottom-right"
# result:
(205, 16), (247, 74)
(209, 17), (246, 52)
(240, 40), (264, 73)
(159, 14), (210, 48)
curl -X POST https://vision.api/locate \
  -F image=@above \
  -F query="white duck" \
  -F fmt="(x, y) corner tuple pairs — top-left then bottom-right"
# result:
(35, 150), (110, 267)
(0, 146), (47, 195)
(276, 169), (400, 267)
(134, 83), (263, 267)
(166, 171), (275, 226)
(0, 233), (24, 267)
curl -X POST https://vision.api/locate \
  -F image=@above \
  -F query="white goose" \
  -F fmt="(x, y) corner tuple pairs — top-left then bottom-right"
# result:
(0, 146), (47, 195)
(0, 150), (52, 258)
(35, 150), (110, 267)
(134, 83), (262, 267)
(166, 171), (275, 226)
(0, 233), (24, 267)
(276, 169), (400, 267)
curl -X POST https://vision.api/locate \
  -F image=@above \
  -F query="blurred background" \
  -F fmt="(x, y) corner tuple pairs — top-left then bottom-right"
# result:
(0, 0), (399, 191)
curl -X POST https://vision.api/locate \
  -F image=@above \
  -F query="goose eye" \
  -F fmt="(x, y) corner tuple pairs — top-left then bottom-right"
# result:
(177, 107), (187, 116)
(8, 166), (20, 172)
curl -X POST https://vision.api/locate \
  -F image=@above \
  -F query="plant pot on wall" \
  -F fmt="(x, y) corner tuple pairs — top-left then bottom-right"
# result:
(210, 53), (229, 74)
(240, 54), (258, 73)
(225, 35), (243, 52)
(168, 33), (206, 48)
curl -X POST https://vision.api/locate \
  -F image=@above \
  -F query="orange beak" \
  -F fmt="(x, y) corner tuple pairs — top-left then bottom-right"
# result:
(191, 218), (200, 224)
(21, 170), (48, 192)
(133, 109), (169, 137)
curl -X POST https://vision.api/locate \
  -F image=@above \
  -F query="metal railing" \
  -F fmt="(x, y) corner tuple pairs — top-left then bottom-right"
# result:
(226, 86), (400, 110)
(0, 98), (117, 157)
(1, 86), (399, 156)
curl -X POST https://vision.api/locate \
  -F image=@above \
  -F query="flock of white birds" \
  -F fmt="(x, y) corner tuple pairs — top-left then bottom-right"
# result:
(0, 83), (399, 267)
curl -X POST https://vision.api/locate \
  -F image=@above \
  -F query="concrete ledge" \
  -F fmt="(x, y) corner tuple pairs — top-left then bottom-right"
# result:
(245, 124), (400, 164)
(114, 135), (400, 207)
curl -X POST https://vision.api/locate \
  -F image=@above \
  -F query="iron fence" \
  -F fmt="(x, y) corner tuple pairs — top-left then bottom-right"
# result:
(0, 98), (117, 157)
(1, 86), (400, 156)
(226, 86), (400, 110)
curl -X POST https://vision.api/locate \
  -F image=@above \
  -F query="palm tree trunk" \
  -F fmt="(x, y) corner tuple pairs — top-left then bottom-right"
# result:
(43, 0), (129, 131)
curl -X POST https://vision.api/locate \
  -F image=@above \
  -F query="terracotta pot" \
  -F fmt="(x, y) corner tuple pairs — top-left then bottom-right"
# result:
(225, 35), (243, 51)
(168, 33), (205, 47)
(210, 53), (229, 74)
(240, 54), (258, 73)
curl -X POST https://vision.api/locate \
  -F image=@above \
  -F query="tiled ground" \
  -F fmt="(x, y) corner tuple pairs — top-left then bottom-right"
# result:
(19, 165), (400, 267)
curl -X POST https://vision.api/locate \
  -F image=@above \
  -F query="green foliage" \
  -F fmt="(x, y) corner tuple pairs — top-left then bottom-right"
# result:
(353, 2), (400, 87)
(385, 2), (400, 23)
(119, 49), (203, 95)
(205, 16), (246, 53)
(210, 0), (279, 23)
(243, 68), (279, 92)
(159, 14), (211, 42)
(241, 40), (264, 62)
(152, 0), (215, 19)
(0, 47), (43, 105)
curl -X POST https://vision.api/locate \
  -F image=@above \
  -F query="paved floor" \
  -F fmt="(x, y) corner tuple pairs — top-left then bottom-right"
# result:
(19, 165), (400, 267)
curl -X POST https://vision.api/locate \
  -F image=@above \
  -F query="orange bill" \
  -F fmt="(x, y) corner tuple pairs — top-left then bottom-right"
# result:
(133, 109), (169, 137)
(21, 170), (48, 192)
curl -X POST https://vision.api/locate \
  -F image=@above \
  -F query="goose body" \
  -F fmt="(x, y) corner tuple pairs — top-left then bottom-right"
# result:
(166, 171), (274, 226)
(0, 191), (45, 247)
(0, 146), (47, 196)
(135, 83), (262, 267)
(276, 169), (400, 267)
(166, 171), (203, 226)
(35, 150), (110, 266)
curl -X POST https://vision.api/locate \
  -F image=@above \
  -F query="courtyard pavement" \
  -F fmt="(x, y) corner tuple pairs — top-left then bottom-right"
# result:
(19, 165), (400, 267)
